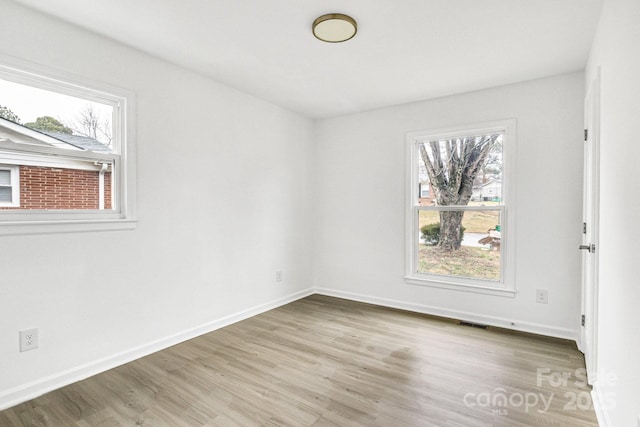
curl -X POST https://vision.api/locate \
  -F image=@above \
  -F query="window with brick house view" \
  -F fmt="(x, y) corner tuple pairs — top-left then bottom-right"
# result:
(0, 118), (113, 211)
(0, 61), (134, 231)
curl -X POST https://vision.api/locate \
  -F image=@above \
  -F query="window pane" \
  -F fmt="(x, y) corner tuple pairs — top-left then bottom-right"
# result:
(417, 209), (502, 281)
(0, 162), (113, 210)
(0, 78), (114, 148)
(0, 170), (10, 185)
(417, 133), (503, 206)
(0, 186), (11, 202)
(0, 76), (118, 212)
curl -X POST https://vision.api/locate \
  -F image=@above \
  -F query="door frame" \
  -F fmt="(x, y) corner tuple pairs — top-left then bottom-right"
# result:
(580, 70), (601, 383)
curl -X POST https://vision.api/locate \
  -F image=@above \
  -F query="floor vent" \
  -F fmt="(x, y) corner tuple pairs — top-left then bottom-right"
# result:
(459, 321), (489, 330)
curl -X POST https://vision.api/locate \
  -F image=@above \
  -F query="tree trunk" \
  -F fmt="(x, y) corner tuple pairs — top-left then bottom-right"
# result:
(419, 134), (501, 252)
(439, 211), (464, 251)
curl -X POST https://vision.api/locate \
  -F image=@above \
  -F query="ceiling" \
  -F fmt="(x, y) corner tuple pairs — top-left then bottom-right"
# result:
(12, 0), (603, 119)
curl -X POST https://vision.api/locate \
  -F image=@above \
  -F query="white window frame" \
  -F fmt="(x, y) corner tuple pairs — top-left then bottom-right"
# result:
(0, 55), (136, 235)
(405, 120), (517, 297)
(0, 164), (20, 207)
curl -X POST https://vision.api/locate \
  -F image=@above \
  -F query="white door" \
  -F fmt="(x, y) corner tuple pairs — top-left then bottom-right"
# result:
(580, 72), (600, 382)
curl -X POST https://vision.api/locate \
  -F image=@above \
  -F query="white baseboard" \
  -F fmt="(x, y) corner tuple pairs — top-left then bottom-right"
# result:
(315, 287), (579, 341)
(591, 382), (612, 427)
(0, 287), (315, 411)
(0, 287), (581, 412)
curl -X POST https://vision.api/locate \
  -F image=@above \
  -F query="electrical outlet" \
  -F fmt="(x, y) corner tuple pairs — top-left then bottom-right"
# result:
(19, 328), (39, 352)
(275, 270), (283, 282)
(536, 289), (549, 304)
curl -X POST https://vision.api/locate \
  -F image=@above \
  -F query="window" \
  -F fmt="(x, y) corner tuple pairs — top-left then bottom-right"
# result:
(405, 120), (516, 295)
(0, 165), (19, 207)
(0, 56), (136, 234)
(419, 183), (430, 198)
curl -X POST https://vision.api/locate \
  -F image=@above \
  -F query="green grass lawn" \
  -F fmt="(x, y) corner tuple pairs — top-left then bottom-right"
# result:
(419, 208), (500, 233)
(418, 246), (501, 281)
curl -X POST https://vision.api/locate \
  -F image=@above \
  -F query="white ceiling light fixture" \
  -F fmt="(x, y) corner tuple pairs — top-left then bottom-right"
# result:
(312, 13), (357, 43)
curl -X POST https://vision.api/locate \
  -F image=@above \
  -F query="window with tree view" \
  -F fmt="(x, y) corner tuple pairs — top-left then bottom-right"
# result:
(0, 60), (134, 232)
(406, 121), (515, 293)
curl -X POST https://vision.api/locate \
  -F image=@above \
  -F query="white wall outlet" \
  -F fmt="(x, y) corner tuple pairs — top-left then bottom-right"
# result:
(275, 270), (283, 282)
(536, 289), (549, 304)
(19, 328), (39, 352)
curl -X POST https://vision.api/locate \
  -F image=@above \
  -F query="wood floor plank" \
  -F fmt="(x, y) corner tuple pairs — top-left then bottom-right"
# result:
(0, 295), (598, 426)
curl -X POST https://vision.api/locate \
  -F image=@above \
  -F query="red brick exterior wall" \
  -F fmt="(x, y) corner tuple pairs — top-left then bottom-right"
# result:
(104, 170), (112, 209)
(418, 182), (436, 206)
(418, 197), (436, 206)
(0, 165), (112, 210)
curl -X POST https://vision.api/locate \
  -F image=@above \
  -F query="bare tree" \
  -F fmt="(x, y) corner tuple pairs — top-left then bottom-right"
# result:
(67, 105), (112, 146)
(419, 134), (501, 250)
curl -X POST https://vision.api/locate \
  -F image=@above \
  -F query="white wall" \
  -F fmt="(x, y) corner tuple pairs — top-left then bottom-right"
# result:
(314, 72), (585, 339)
(0, 0), (314, 408)
(0, 0), (606, 416)
(586, 0), (640, 425)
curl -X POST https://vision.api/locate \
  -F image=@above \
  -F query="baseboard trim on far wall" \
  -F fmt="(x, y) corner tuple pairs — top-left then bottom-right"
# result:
(0, 287), (315, 412)
(0, 287), (580, 411)
(315, 288), (579, 342)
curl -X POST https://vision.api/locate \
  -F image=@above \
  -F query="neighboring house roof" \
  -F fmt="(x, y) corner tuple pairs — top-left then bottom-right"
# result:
(40, 131), (111, 153)
(0, 117), (109, 153)
(0, 117), (82, 151)
(0, 117), (110, 171)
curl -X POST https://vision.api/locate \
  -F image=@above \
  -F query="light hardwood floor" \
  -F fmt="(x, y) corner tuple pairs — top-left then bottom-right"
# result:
(1, 295), (598, 426)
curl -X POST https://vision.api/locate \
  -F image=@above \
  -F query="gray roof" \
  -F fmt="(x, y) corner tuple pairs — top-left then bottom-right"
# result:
(0, 117), (112, 153)
(42, 131), (112, 153)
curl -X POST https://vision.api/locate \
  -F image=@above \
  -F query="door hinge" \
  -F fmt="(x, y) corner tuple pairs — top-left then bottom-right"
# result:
(581, 314), (586, 327)
(584, 129), (588, 141)
(583, 222), (587, 234)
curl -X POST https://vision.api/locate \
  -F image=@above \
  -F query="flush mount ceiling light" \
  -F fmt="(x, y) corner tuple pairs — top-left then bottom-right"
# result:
(312, 13), (357, 43)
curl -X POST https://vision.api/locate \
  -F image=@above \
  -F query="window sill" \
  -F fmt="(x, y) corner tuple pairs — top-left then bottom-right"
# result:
(0, 218), (137, 236)
(404, 275), (516, 297)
